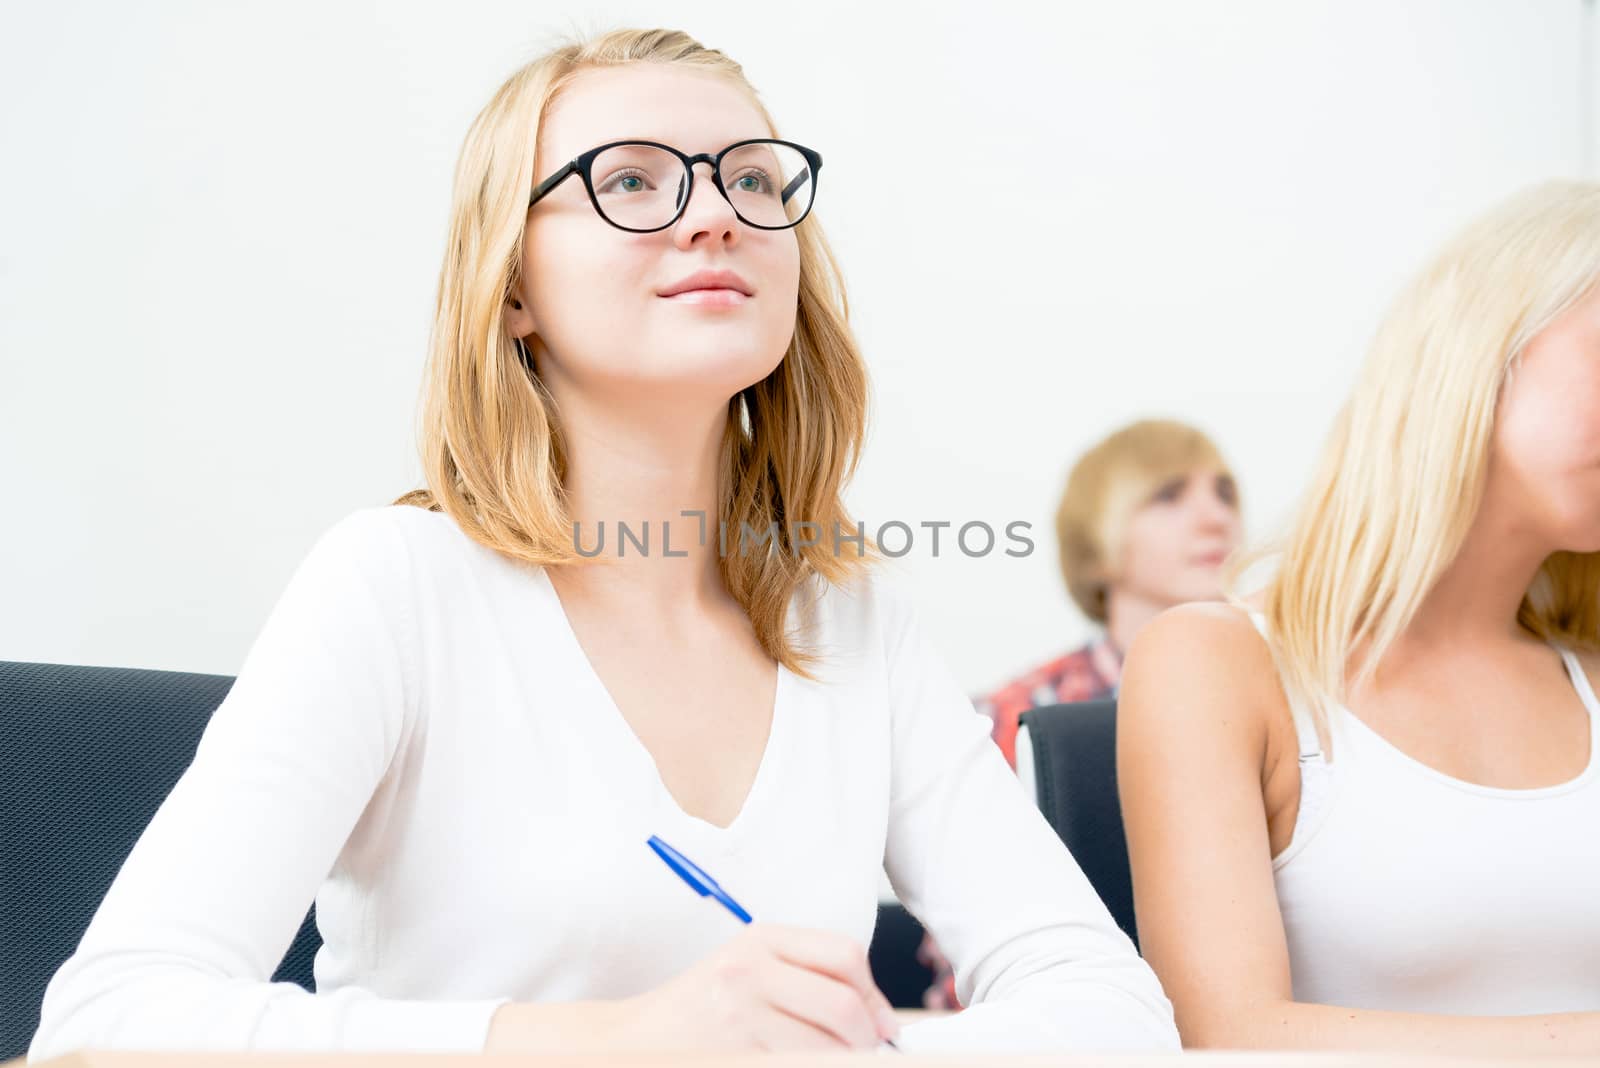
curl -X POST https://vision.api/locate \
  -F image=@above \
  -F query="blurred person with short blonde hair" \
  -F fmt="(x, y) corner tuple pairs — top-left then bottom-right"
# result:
(985, 419), (1243, 765)
(919, 419), (1240, 1011)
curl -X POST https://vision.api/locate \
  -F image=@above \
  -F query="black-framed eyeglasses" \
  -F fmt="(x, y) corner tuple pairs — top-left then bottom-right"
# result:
(527, 138), (822, 233)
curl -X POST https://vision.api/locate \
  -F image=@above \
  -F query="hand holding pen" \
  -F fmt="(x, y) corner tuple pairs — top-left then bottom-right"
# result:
(644, 834), (904, 1053)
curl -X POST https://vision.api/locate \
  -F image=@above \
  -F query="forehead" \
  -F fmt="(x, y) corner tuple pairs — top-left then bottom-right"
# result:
(537, 65), (772, 167)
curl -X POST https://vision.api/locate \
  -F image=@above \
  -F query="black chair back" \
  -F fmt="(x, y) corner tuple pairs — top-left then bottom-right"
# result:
(1019, 699), (1138, 947)
(0, 661), (320, 1061)
(867, 903), (935, 1009)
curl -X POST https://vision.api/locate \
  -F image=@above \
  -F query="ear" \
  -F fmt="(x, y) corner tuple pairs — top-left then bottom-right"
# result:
(1088, 574), (1113, 613)
(504, 293), (537, 339)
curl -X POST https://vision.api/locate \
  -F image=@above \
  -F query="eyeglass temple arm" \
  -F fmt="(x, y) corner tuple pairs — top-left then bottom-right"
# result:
(780, 170), (810, 206)
(529, 160), (579, 206)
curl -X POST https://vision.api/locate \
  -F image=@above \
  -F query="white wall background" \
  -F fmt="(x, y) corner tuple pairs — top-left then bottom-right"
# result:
(1, 0), (1594, 689)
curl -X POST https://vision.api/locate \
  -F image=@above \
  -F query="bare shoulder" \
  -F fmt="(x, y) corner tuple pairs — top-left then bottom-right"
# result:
(1119, 601), (1287, 748)
(1124, 602), (1280, 688)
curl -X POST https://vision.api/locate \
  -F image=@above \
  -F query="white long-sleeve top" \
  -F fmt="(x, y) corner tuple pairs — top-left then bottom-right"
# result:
(30, 505), (1177, 1058)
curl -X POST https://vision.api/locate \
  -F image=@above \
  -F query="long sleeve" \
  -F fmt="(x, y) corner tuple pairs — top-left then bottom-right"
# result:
(879, 589), (1179, 1053)
(28, 509), (509, 1060)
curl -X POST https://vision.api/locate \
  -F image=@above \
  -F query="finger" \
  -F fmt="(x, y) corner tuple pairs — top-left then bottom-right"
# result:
(753, 925), (899, 1039)
(754, 953), (882, 1049)
(744, 1001), (851, 1053)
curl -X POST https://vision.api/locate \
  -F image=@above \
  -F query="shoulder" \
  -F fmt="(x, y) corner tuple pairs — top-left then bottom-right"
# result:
(362, 502), (479, 556)
(799, 564), (913, 642)
(307, 502), (447, 552)
(1118, 601), (1287, 748)
(794, 565), (939, 677)
(1125, 601), (1276, 676)
(312, 503), (511, 579)
(282, 505), (520, 625)
(289, 505), (410, 577)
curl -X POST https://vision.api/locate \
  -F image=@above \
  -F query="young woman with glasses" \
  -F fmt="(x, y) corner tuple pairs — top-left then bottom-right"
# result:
(31, 28), (1177, 1059)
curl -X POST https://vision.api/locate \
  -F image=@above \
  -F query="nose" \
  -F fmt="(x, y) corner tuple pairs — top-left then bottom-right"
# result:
(1192, 486), (1239, 537)
(671, 160), (740, 250)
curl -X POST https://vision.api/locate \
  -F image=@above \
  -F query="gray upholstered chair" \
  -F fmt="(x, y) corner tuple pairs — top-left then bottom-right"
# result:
(0, 660), (320, 1061)
(1017, 699), (1139, 947)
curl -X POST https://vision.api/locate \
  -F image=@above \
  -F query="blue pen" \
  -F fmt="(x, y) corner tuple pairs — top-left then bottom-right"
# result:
(645, 834), (901, 1051)
(646, 834), (754, 923)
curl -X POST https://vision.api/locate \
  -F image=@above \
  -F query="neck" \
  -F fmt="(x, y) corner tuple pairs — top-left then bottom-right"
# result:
(1386, 498), (1550, 662)
(1105, 589), (1169, 658)
(552, 385), (732, 612)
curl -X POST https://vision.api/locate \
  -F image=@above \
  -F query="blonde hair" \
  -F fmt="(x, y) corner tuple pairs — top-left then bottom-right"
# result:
(394, 28), (872, 676)
(1254, 180), (1600, 750)
(1057, 419), (1236, 623)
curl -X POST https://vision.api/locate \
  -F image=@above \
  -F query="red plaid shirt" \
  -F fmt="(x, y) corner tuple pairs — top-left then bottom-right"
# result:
(915, 637), (1123, 1009)
(980, 637), (1123, 768)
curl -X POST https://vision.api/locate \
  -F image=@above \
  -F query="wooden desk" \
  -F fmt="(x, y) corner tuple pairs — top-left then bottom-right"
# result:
(12, 1053), (1599, 1067)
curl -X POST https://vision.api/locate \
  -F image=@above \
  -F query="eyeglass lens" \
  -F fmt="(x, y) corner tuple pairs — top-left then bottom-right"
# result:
(589, 142), (815, 229)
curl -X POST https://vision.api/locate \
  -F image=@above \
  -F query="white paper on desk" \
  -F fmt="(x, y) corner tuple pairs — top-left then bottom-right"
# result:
(894, 1011), (1039, 1054)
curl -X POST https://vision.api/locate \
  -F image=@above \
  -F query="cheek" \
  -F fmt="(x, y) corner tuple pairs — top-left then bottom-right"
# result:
(524, 227), (648, 359)
(1490, 363), (1600, 548)
(1496, 369), (1600, 481)
(1497, 328), (1600, 471)
(761, 239), (802, 338)
(1217, 510), (1245, 545)
(1117, 514), (1180, 582)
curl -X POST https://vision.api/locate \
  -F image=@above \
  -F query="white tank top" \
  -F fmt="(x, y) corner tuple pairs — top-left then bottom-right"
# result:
(1251, 613), (1600, 1015)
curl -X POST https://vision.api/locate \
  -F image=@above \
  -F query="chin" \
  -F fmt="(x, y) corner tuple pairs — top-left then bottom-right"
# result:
(1544, 507), (1600, 555)
(1555, 532), (1600, 556)
(1170, 580), (1228, 605)
(702, 342), (788, 381)
(648, 348), (787, 396)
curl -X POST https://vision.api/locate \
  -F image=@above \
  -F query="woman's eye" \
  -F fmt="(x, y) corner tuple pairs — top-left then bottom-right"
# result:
(730, 171), (773, 195)
(598, 170), (653, 194)
(1151, 478), (1186, 504)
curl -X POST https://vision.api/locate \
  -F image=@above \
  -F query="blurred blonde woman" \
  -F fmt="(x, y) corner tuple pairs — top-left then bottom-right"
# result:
(1119, 181), (1600, 1055)
(30, 28), (1177, 1060)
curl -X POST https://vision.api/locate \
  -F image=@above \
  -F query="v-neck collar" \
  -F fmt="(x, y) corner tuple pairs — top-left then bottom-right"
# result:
(530, 566), (793, 844)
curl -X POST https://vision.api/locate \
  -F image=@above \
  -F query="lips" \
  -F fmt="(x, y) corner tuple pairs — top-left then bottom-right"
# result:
(657, 269), (754, 298)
